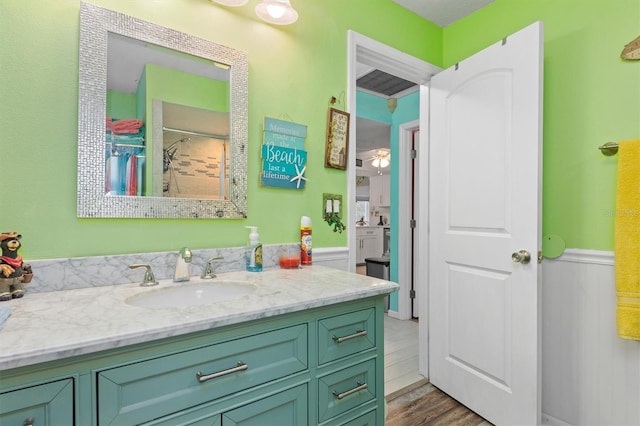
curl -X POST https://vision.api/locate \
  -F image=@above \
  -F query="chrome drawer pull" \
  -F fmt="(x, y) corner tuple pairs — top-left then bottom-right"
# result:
(332, 329), (367, 343)
(332, 381), (368, 400)
(196, 361), (248, 383)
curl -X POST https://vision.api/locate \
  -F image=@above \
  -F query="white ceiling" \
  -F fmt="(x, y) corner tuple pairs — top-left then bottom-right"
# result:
(392, 0), (495, 27)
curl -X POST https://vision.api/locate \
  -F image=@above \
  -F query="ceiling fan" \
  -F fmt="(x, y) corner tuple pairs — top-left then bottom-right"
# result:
(368, 149), (390, 174)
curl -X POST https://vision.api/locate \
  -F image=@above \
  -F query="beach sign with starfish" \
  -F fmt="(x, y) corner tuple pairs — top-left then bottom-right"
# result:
(261, 117), (308, 189)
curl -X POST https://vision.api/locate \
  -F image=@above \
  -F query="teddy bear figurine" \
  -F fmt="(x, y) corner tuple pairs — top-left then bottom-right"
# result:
(0, 232), (33, 301)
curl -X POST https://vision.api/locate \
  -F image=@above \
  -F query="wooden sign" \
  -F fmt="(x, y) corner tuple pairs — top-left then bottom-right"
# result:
(263, 131), (305, 150)
(325, 108), (350, 170)
(261, 117), (308, 189)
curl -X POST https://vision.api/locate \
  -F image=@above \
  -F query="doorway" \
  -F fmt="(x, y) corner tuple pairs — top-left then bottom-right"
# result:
(347, 31), (441, 380)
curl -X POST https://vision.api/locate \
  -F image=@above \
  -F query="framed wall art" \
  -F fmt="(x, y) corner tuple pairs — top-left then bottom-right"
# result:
(324, 107), (350, 170)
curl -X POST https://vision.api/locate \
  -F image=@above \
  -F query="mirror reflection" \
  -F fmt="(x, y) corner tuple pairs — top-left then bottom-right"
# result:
(158, 102), (229, 199)
(105, 33), (231, 200)
(78, 2), (248, 218)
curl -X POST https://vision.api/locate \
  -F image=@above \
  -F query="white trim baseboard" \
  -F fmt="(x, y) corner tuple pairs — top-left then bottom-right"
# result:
(542, 413), (574, 426)
(312, 246), (348, 261)
(312, 247), (349, 271)
(550, 248), (613, 266)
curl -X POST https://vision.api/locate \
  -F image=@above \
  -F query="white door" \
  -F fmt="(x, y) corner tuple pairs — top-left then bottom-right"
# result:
(429, 21), (543, 426)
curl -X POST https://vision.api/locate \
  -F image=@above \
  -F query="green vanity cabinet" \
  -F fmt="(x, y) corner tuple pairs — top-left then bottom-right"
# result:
(0, 296), (387, 425)
(145, 383), (308, 426)
(0, 378), (74, 425)
(97, 324), (308, 424)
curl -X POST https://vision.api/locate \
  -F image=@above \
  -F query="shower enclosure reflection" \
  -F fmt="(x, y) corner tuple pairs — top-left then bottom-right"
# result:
(106, 33), (230, 199)
(156, 102), (230, 200)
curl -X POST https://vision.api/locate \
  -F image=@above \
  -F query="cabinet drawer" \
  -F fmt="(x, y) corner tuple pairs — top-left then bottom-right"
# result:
(326, 409), (378, 426)
(318, 359), (377, 422)
(0, 378), (74, 426)
(344, 409), (377, 426)
(98, 324), (308, 425)
(223, 383), (308, 425)
(356, 228), (378, 237)
(318, 309), (376, 364)
(145, 384), (308, 426)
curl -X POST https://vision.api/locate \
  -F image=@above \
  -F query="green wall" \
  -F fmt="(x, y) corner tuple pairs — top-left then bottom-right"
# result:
(5, 0), (630, 261)
(0, 0), (441, 259)
(444, 0), (640, 251)
(106, 91), (137, 118)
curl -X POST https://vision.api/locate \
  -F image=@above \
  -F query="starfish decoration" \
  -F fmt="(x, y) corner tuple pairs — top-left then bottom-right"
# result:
(290, 164), (308, 189)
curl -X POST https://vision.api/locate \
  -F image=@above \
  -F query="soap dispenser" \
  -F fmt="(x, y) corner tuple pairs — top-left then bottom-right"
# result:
(174, 247), (192, 282)
(245, 226), (263, 272)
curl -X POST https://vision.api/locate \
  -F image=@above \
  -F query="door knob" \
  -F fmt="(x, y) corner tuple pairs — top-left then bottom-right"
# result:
(512, 250), (531, 264)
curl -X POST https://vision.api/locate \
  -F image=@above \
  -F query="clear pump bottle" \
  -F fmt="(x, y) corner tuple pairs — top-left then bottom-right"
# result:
(245, 226), (263, 272)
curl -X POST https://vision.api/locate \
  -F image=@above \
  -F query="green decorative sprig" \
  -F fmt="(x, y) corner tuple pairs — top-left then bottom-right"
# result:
(324, 212), (346, 233)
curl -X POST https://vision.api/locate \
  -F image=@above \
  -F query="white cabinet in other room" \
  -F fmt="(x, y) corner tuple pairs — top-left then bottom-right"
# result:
(356, 227), (383, 265)
(369, 175), (390, 207)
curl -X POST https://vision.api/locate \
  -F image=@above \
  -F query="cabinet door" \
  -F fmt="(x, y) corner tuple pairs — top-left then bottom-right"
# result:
(0, 379), (74, 426)
(369, 175), (389, 206)
(355, 236), (365, 264)
(222, 384), (307, 426)
(380, 175), (390, 206)
(356, 228), (380, 264)
(362, 234), (381, 259)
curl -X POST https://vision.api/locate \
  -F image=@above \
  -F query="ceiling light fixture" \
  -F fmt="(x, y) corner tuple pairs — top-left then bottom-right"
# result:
(210, 0), (249, 6)
(255, 0), (298, 25)
(371, 150), (390, 173)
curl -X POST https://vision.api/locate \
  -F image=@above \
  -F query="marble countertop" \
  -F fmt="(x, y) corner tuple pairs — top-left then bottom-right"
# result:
(0, 266), (398, 371)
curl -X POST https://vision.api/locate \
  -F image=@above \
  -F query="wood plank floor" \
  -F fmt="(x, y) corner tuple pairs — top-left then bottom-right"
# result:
(386, 381), (490, 426)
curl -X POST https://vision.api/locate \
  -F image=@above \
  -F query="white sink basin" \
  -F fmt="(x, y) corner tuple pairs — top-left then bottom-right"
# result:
(126, 280), (257, 309)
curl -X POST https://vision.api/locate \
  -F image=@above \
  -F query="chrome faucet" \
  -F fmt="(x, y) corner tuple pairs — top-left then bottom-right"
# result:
(174, 247), (192, 282)
(129, 264), (159, 287)
(201, 256), (224, 279)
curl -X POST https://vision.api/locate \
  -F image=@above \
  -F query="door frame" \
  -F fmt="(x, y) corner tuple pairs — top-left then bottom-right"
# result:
(347, 31), (440, 378)
(397, 119), (419, 321)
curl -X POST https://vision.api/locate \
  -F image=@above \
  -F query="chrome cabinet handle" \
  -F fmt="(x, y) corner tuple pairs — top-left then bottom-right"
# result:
(24, 418), (35, 426)
(511, 250), (531, 264)
(196, 361), (247, 383)
(332, 381), (368, 400)
(332, 329), (367, 343)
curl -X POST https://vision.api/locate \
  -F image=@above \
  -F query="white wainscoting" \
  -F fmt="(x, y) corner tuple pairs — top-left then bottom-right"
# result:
(313, 246), (640, 424)
(312, 247), (349, 271)
(542, 249), (640, 426)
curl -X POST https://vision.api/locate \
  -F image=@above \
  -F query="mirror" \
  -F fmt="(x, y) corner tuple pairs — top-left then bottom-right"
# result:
(78, 2), (248, 218)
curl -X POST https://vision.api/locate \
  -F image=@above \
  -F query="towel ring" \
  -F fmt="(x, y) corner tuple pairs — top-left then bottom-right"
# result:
(598, 142), (619, 156)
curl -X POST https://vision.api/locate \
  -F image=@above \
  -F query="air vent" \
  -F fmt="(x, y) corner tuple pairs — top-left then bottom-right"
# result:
(357, 69), (416, 97)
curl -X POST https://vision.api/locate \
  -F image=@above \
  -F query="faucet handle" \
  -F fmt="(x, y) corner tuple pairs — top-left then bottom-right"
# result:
(201, 257), (224, 279)
(129, 264), (159, 287)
